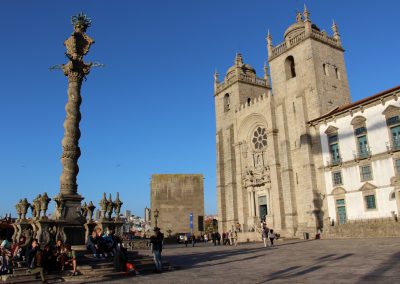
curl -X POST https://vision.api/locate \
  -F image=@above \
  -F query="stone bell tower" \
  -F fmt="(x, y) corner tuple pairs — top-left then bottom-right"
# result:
(214, 53), (271, 233)
(266, 6), (351, 235)
(267, 6), (351, 118)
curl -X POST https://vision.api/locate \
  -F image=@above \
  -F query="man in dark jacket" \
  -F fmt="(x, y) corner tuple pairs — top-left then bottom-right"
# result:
(149, 227), (164, 273)
(27, 239), (46, 283)
(87, 231), (100, 257)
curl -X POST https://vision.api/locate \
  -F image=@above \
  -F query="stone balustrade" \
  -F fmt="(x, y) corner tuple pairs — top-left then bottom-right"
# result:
(289, 31), (305, 46)
(270, 29), (340, 60)
(311, 29), (339, 46)
(216, 73), (267, 94)
(271, 41), (287, 58)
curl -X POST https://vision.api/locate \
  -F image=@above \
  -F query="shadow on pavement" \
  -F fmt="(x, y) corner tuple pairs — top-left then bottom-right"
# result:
(256, 251), (354, 283)
(356, 251), (400, 283)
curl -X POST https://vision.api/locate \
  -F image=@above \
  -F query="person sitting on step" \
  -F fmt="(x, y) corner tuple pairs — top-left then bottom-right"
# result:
(59, 244), (78, 276)
(0, 240), (12, 275)
(26, 239), (46, 283)
(87, 230), (101, 258)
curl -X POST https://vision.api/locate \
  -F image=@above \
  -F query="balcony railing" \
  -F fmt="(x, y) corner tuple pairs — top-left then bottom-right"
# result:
(355, 148), (371, 160)
(386, 140), (400, 152)
(329, 157), (342, 167)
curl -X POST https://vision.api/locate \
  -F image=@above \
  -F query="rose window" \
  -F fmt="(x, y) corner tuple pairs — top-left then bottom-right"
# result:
(252, 127), (267, 150)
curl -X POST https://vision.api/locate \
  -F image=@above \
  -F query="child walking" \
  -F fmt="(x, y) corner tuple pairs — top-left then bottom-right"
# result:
(268, 229), (276, 247)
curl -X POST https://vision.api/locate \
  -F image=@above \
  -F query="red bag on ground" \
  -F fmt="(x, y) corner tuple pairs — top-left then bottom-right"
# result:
(126, 262), (135, 273)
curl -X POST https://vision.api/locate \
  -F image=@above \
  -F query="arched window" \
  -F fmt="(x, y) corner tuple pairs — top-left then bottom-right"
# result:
(247, 98), (251, 106)
(335, 67), (340, 80)
(285, 56), (296, 80)
(323, 64), (329, 76)
(224, 93), (230, 112)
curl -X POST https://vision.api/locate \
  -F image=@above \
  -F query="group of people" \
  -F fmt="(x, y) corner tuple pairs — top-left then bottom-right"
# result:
(261, 226), (276, 247)
(222, 231), (238, 246)
(86, 228), (130, 272)
(182, 234), (196, 247)
(0, 236), (77, 283)
(210, 232), (221, 245)
(199, 231), (238, 246)
(87, 228), (119, 258)
(0, 227), (132, 282)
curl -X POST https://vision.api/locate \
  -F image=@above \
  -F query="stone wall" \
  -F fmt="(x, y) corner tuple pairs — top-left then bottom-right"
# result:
(151, 174), (204, 236)
(323, 217), (400, 238)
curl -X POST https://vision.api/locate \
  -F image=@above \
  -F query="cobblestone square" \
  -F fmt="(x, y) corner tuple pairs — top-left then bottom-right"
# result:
(105, 238), (399, 284)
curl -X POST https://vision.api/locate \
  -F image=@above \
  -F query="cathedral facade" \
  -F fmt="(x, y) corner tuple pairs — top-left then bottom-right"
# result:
(214, 7), (352, 237)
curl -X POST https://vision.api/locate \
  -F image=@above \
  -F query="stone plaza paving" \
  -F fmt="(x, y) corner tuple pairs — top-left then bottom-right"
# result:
(95, 237), (400, 284)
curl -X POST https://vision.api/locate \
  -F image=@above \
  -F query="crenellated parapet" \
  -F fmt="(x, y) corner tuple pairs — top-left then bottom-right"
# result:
(235, 92), (268, 114)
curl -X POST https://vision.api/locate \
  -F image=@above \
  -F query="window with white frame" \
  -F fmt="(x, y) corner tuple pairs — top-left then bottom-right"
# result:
(364, 194), (376, 210)
(360, 164), (373, 181)
(332, 171), (342, 186)
(355, 127), (369, 158)
(383, 105), (400, 151)
(387, 115), (400, 150)
(351, 116), (369, 159)
(328, 134), (341, 164)
(395, 159), (400, 175)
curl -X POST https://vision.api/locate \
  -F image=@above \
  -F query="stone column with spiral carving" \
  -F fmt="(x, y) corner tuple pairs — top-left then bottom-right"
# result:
(60, 13), (94, 197)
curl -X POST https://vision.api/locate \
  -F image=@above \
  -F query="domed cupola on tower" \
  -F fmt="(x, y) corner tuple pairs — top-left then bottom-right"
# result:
(284, 12), (305, 40)
(226, 53), (256, 79)
(284, 12), (320, 41)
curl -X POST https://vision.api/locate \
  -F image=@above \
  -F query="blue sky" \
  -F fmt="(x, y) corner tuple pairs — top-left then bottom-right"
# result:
(0, 0), (399, 218)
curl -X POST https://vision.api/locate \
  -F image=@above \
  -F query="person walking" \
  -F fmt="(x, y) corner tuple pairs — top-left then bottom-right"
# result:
(233, 231), (238, 247)
(262, 227), (268, 247)
(222, 232), (226, 245)
(204, 233), (208, 244)
(183, 234), (189, 247)
(191, 234), (196, 247)
(150, 227), (164, 273)
(268, 229), (276, 247)
(229, 231), (235, 246)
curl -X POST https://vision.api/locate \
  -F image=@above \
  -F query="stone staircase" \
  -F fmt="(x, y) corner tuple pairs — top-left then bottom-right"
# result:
(1, 248), (171, 283)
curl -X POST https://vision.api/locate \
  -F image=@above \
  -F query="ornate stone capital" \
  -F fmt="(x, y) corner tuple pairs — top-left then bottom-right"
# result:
(62, 61), (91, 82)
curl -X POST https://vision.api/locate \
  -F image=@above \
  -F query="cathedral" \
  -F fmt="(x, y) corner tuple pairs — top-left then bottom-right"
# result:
(214, 7), (400, 238)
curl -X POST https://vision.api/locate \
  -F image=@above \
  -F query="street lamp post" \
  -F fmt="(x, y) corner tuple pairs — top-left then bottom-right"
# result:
(154, 208), (159, 228)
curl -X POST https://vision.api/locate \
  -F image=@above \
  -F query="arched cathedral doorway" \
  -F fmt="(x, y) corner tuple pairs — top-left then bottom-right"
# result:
(241, 125), (272, 231)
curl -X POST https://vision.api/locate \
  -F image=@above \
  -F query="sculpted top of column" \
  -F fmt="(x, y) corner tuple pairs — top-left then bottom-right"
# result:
(64, 12), (94, 61)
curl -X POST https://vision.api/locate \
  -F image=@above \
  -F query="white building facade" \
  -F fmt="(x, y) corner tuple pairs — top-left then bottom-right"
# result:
(310, 86), (400, 225)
